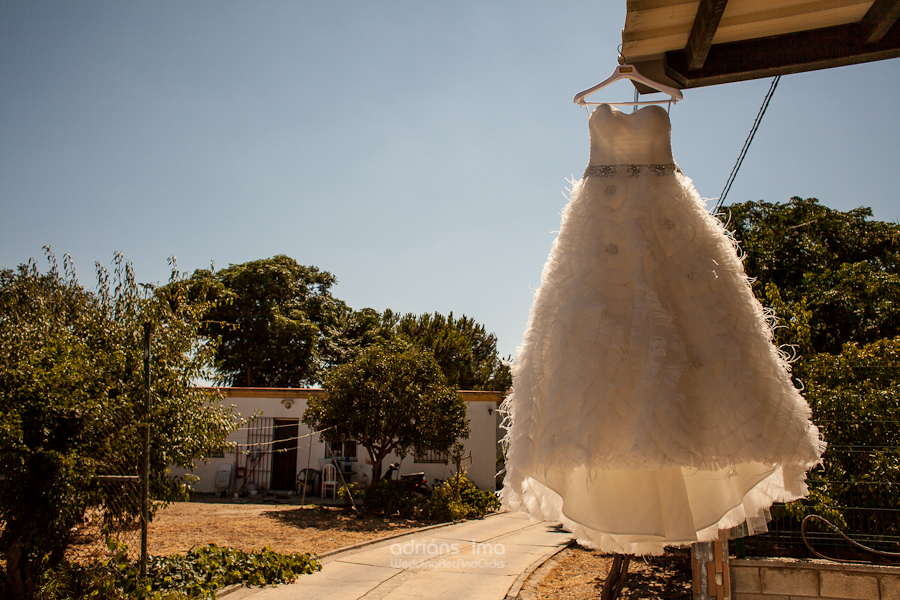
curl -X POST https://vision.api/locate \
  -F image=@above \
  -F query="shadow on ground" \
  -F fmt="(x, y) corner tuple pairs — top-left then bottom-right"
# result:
(614, 547), (692, 599)
(261, 504), (430, 535)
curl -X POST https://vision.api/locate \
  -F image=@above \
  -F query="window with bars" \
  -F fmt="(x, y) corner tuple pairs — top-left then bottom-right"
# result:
(414, 447), (449, 464)
(326, 439), (357, 460)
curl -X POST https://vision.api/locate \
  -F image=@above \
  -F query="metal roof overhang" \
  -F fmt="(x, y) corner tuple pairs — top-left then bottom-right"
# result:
(622, 0), (900, 91)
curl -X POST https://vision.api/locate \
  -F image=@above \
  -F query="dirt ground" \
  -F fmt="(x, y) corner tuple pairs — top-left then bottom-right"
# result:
(147, 501), (427, 557)
(67, 494), (430, 561)
(531, 545), (693, 600)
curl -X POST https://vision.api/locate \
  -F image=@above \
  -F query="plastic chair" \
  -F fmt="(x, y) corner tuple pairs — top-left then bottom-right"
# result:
(296, 468), (319, 497)
(214, 463), (233, 497)
(321, 463), (338, 498)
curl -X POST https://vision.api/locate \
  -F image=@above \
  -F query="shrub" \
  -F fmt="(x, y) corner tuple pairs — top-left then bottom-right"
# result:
(336, 482), (365, 503)
(362, 479), (428, 518)
(427, 474), (500, 522)
(357, 473), (499, 522)
(0, 253), (236, 598)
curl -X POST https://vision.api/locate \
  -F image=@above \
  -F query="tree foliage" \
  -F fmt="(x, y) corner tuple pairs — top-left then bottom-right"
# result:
(0, 251), (236, 599)
(322, 308), (511, 392)
(185, 254), (510, 391)
(723, 197), (900, 354)
(394, 312), (512, 392)
(187, 255), (345, 387)
(801, 262), (900, 353)
(721, 198), (900, 536)
(784, 337), (900, 529)
(304, 340), (469, 483)
(320, 307), (395, 370)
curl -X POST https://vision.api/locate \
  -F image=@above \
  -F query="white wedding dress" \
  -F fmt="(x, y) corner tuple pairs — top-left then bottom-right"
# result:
(500, 104), (825, 556)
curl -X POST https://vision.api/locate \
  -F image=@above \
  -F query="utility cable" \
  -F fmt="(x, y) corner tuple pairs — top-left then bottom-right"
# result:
(714, 75), (780, 213)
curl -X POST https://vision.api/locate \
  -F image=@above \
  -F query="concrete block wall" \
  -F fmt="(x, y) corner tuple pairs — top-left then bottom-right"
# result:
(731, 557), (900, 600)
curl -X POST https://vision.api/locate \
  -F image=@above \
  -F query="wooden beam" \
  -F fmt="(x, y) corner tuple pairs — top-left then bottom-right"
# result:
(859, 0), (900, 44)
(664, 20), (900, 88)
(684, 0), (729, 71)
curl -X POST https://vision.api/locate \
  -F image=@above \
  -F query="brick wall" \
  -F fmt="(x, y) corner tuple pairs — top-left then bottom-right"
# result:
(731, 557), (900, 600)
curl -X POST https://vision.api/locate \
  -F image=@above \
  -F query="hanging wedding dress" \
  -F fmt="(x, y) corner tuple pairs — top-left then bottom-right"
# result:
(500, 104), (825, 556)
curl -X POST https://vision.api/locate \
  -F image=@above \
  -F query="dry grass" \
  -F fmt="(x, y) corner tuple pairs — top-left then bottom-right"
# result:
(66, 494), (431, 562)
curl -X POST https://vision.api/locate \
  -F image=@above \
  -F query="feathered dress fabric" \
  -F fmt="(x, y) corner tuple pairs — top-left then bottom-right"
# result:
(500, 104), (825, 556)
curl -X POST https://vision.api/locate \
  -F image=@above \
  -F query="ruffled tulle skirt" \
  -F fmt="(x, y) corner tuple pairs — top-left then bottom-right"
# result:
(500, 166), (825, 555)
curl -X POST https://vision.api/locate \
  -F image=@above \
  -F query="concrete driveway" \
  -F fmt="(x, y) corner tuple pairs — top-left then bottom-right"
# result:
(223, 512), (573, 600)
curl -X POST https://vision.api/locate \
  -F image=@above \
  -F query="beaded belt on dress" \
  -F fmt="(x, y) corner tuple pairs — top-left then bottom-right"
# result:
(583, 164), (679, 179)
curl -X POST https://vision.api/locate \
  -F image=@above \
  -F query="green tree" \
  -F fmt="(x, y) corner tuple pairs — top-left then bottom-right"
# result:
(188, 255), (346, 387)
(0, 251), (236, 599)
(802, 261), (900, 353)
(722, 197), (900, 354)
(784, 338), (900, 531)
(394, 312), (512, 392)
(304, 341), (469, 483)
(723, 197), (899, 296)
(320, 307), (396, 369)
(721, 198), (900, 538)
(322, 308), (512, 392)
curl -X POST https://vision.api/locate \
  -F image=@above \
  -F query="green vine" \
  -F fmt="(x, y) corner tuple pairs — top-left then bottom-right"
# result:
(26, 539), (321, 600)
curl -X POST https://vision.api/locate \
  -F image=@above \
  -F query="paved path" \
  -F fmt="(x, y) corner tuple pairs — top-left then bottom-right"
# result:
(225, 512), (572, 600)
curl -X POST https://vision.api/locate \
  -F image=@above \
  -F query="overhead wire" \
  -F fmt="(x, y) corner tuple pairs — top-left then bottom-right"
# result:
(714, 75), (781, 213)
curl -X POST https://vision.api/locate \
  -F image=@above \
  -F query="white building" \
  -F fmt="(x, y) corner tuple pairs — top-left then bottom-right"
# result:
(173, 387), (504, 495)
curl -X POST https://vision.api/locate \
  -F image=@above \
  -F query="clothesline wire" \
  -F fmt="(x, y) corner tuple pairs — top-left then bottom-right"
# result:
(228, 425), (336, 449)
(231, 435), (306, 449)
(231, 421), (300, 432)
(714, 75), (780, 213)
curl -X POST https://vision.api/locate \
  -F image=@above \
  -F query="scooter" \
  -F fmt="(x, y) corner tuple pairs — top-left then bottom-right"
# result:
(384, 463), (432, 498)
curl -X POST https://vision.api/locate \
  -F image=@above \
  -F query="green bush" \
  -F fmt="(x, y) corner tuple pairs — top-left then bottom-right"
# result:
(336, 481), (365, 503)
(362, 474), (500, 521)
(362, 479), (428, 518)
(427, 474), (500, 521)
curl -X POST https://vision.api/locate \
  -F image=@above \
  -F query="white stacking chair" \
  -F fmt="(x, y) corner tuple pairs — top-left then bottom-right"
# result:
(321, 463), (338, 498)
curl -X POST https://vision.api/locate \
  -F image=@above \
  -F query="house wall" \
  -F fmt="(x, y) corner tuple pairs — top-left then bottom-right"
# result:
(170, 388), (504, 495)
(457, 393), (500, 493)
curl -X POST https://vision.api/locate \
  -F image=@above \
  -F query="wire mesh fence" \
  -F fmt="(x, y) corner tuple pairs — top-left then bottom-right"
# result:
(742, 484), (900, 562)
(741, 415), (900, 562)
(75, 476), (143, 561)
(66, 429), (145, 563)
(65, 335), (149, 567)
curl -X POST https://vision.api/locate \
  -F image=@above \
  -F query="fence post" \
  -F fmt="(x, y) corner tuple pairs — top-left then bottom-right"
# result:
(692, 540), (731, 599)
(141, 323), (152, 579)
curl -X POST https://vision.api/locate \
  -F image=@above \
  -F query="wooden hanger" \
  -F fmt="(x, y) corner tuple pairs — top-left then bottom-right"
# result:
(573, 64), (683, 107)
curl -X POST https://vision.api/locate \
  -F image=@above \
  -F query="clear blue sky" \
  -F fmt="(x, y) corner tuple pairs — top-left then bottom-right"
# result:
(2, 2), (899, 360)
